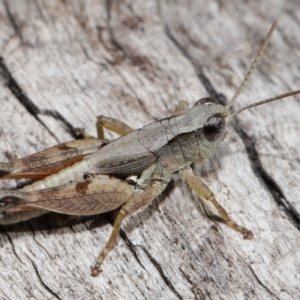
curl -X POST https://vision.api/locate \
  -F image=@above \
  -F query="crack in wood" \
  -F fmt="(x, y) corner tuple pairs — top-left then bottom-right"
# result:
(3, 231), (22, 263)
(118, 227), (146, 271)
(0, 56), (79, 140)
(104, 0), (155, 120)
(142, 246), (184, 300)
(3, 0), (23, 42)
(234, 125), (300, 230)
(248, 265), (280, 300)
(24, 253), (62, 300)
(163, 24), (225, 103)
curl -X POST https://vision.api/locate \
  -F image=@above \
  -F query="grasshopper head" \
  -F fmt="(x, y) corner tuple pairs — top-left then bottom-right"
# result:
(193, 97), (228, 143)
(188, 97), (229, 160)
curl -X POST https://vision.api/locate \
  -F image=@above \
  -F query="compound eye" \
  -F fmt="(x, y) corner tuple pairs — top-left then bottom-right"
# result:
(195, 97), (219, 106)
(203, 113), (225, 142)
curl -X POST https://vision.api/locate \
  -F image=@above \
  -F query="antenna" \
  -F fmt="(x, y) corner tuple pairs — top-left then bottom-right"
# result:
(229, 90), (300, 119)
(226, 21), (277, 109)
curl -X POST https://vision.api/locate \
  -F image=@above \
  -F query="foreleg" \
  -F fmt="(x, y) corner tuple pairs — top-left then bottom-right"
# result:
(181, 166), (253, 239)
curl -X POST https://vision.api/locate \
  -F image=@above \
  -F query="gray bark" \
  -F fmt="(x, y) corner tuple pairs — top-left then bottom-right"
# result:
(0, 1), (299, 299)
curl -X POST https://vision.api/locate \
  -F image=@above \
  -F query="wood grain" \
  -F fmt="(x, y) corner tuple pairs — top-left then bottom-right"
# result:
(0, 1), (299, 299)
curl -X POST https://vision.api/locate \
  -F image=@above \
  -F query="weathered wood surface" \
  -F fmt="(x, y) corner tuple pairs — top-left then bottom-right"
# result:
(0, 1), (299, 299)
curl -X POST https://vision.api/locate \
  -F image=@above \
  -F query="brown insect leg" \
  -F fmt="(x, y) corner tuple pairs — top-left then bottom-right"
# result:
(96, 115), (134, 140)
(91, 181), (166, 277)
(96, 101), (188, 140)
(181, 166), (253, 240)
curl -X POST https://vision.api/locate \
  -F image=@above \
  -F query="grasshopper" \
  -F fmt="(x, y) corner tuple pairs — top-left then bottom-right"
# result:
(0, 22), (299, 277)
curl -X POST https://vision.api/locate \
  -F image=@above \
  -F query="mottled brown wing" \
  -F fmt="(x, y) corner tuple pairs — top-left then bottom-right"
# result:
(0, 138), (107, 180)
(0, 177), (134, 217)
